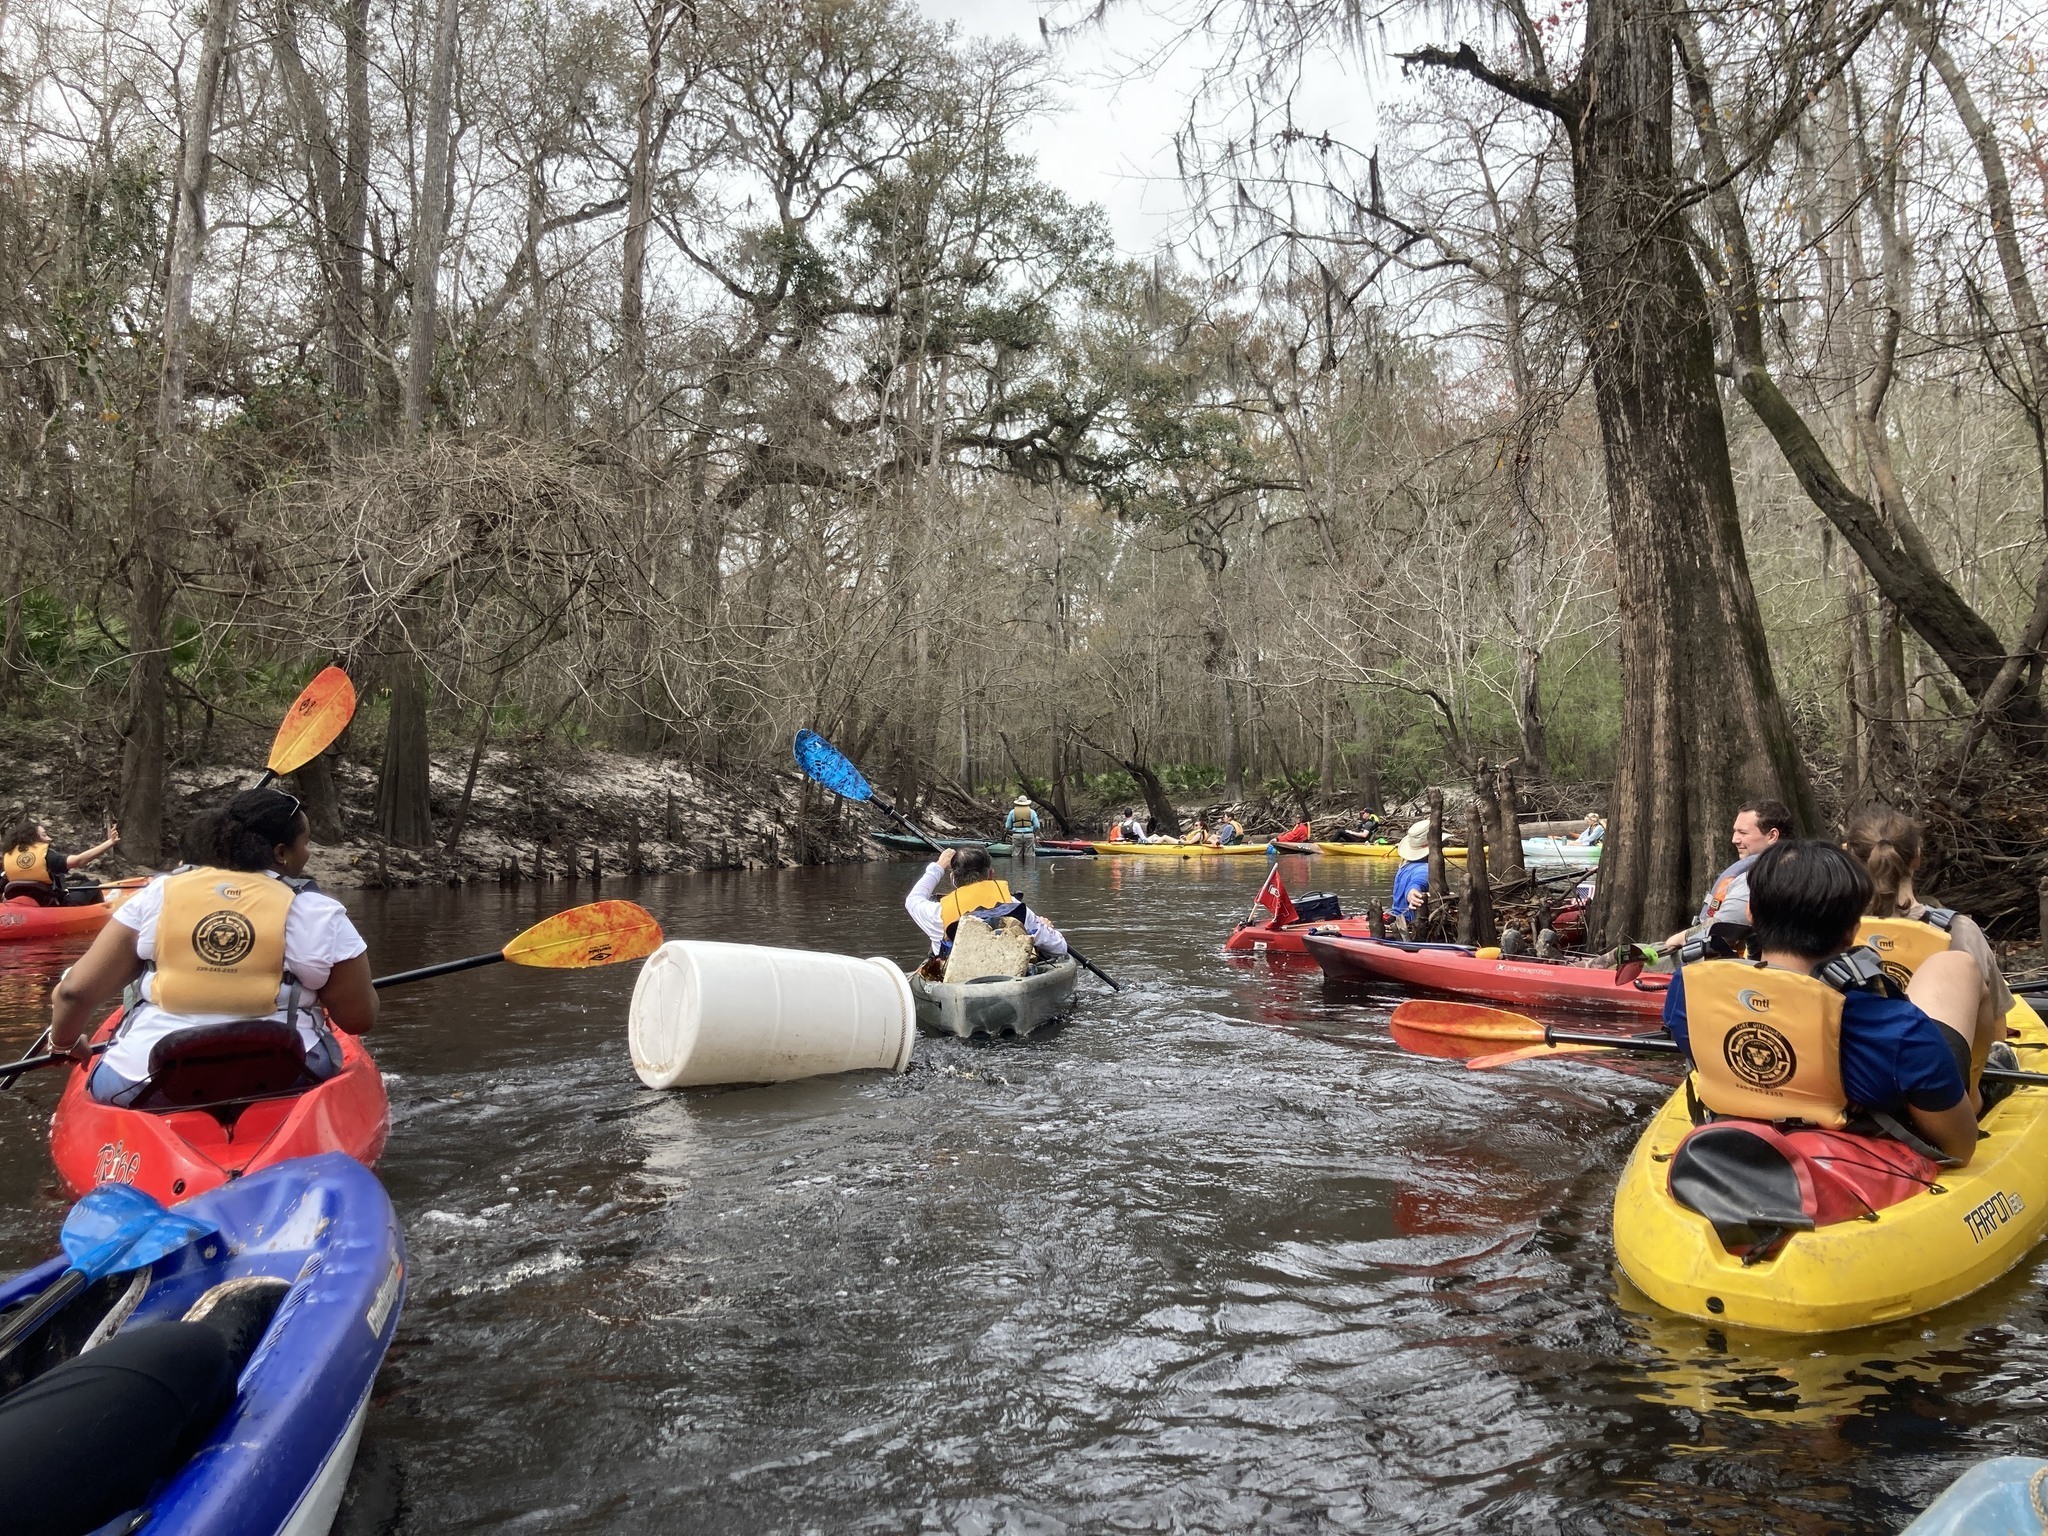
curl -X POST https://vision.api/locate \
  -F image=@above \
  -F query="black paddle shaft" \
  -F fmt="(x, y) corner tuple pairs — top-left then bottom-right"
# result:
(873, 801), (1122, 994)
(372, 952), (505, 990)
(1542, 1025), (2048, 1087)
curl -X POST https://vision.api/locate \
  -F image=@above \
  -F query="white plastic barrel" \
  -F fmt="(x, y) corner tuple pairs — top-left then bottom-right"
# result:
(627, 940), (916, 1089)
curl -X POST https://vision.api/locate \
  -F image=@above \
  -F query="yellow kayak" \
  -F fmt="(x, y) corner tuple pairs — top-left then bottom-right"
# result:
(1613, 997), (2048, 1333)
(1088, 840), (1273, 857)
(1315, 841), (1467, 861)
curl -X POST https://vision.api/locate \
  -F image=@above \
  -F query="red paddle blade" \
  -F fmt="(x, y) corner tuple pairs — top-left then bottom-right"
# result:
(1389, 999), (1547, 1043)
(268, 667), (357, 776)
(1391, 1021), (1519, 1060)
(1465, 1042), (1617, 1070)
(502, 900), (664, 968)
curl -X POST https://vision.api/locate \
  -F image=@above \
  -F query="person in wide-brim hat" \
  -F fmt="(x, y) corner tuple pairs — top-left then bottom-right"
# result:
(1395, 819), (1431, 863)
(1390, 818), (1433, 933)
(1014, 795), (1032, 807)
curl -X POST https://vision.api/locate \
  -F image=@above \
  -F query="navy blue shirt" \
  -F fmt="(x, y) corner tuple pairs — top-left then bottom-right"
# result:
(1663, 967), (1967, 1113)
(1390, 859), (1428, 916)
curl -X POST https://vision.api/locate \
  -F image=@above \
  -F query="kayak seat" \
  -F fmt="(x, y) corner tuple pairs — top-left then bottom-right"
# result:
(1669, 1123), (1817, 1262)
(1, 881), (61, 907)
(0, 1321), (237, 1536)
(1669, 1120), (1942, 1262)
(133, 1020), (312, 1118)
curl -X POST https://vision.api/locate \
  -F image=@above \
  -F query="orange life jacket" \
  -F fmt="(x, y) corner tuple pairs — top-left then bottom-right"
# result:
(5, 842), (52, 887)
(151, 867), (297, 1017)
(1683, 958), (1851, 1129)
(1855, 914), (1956, 990)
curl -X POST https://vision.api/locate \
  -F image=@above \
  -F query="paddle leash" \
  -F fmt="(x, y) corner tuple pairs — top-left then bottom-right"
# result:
(794, 730), (1122, 992)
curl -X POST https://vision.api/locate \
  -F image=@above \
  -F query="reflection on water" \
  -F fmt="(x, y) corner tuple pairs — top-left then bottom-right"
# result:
(4, 854), (2048, 1531)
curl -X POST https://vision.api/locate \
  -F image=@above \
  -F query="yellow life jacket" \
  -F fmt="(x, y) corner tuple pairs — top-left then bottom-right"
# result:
(1855, 914), (1955, 990)
(152, 868), (297, 1017)
(1683, 958), (1851, 1129)
(1006, 808), (1036, 832)
(938, 878), (1018, 938)
(5, 842), (52, 886)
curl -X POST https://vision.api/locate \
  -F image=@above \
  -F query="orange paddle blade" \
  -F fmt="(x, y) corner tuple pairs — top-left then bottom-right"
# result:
(1465, 1042), (1617, 1070)
(267, 667), (357, 776)
(1389, 999), (1547, 1043)
(501, 901), (663, 969)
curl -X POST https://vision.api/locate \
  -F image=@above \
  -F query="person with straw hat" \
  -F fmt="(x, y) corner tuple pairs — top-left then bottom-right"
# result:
(1004, 794), (1040, 861)
(1389, 819), (1433, 935)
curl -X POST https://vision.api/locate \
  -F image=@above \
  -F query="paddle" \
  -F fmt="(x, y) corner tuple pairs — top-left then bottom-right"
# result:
(793, 729), (1122, 992)
(255, 665), (356, 788)
(371, 900), (664, 988)
(2011, 977), (2048, 998)
(1390, 999), (2048, 1086)
(0, 1183), (221, 1359)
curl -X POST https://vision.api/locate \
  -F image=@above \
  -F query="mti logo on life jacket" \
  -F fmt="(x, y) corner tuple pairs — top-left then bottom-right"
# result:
(191, 910), (259, 966)
(1737, 989), (1771, 1013)
(1723, 1022), (1797, 1089)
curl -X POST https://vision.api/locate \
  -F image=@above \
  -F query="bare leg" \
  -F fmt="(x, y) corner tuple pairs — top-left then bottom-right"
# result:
(1907, 950), (1989, 1111)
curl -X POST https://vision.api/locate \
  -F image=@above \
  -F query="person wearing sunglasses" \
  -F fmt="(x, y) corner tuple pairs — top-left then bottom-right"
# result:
(49, 788), (377, 1105)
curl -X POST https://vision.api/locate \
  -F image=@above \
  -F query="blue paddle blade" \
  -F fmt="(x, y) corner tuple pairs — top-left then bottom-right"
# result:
(793, 729), (873, 802)
(60, 1183), (219, 1282)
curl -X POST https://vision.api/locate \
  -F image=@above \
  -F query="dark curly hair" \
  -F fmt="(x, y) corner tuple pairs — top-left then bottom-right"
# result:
(3, 820), (41, 854)
(182, 790), (309, 872)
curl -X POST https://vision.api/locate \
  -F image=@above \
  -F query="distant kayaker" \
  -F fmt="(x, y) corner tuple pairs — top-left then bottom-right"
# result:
(1389, 819), (1432, 934)
(1845, 805), (2011, 1056)
(1211, 815), (1244, 847)
(1663, 798), (1793, 948)
(1005, 796), (1041, 836)
(1662, 840), (1988, 1166)
(906, 846), (1067, 961)
(48, 789), (377, 1106)
(2, 818), (120, 902)
(1573, 814), (1605, 847)
(1115, 808), (1147, 842)
(1331, 809), (1381, 844)
(1180, 817), (1210, 845)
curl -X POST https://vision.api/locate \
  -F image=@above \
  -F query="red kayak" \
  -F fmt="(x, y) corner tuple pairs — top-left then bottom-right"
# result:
(49, 1010), (389, 1202)
(0, 892), (118, 943)
(1225, 915), (1377, 955)
(1304, 933), (1668, 1019)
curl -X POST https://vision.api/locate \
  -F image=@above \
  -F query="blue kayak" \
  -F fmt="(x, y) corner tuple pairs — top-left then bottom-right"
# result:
(1902, 1457), (2048, 1534)
(0, 1153), (404, 1536)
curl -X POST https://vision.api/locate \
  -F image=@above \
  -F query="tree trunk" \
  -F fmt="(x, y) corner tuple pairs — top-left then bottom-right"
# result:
(124, 0), (236, 861)
(1495, 761), (1525, 873)
(1675, 18), (2048, 748)
(404, 0), (461, 431)
(1460, 796), (1497, 947)
(293, 752), (344, 843)
(1566, 0), (1814, 943)
(1220, 676), (1243, 802)
(375, 649), (434, 847)
(1425, 788), (1449, 904)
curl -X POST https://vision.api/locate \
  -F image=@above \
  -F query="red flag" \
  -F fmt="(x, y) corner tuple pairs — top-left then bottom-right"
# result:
(1253, 866), (1298, 926)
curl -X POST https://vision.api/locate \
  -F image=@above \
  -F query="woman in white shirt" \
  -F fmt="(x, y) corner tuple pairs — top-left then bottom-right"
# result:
(50, 788), (377, 1105)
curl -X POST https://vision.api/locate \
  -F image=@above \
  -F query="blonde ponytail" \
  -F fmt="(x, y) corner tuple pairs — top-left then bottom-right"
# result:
(1844, 805), (1923, 917)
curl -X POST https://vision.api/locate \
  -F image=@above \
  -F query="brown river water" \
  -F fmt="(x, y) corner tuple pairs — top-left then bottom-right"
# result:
(4, 854), (2048, 1532)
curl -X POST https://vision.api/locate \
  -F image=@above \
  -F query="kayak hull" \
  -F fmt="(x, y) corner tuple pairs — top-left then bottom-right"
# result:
(49, 1012), (390, 1202)
(1613, 999), (2048, 1333)
(1225, 916), (1376, 955)
(1315, 841), (1470, 862)
(0, 1154), (405, 1536)
(1902, 1457), (2048, 1535)
(1089, 841), (1274, 857)
(1304, 934), (1668, 1019)
(868, 832), (1093, 858)
(910, 956), (1080, 1038)
(0, 891), (119, 942)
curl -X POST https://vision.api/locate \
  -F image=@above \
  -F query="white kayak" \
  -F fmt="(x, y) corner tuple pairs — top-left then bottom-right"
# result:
(909, 957), (1080, 1038)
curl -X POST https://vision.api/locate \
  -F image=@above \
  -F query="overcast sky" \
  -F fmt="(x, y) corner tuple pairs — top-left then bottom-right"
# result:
(910, 1), (1378, 255)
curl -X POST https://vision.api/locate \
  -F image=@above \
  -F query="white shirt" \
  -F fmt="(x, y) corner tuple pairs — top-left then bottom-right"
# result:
(103, 871), (367, 1079)
(905, 863), (1067, 958)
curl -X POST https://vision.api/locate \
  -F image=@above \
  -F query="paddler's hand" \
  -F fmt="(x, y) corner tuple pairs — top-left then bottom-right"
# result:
(106, 822), (120, 846)
(937, 847), (957, 872)
(60, 1034), (95, 1064)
